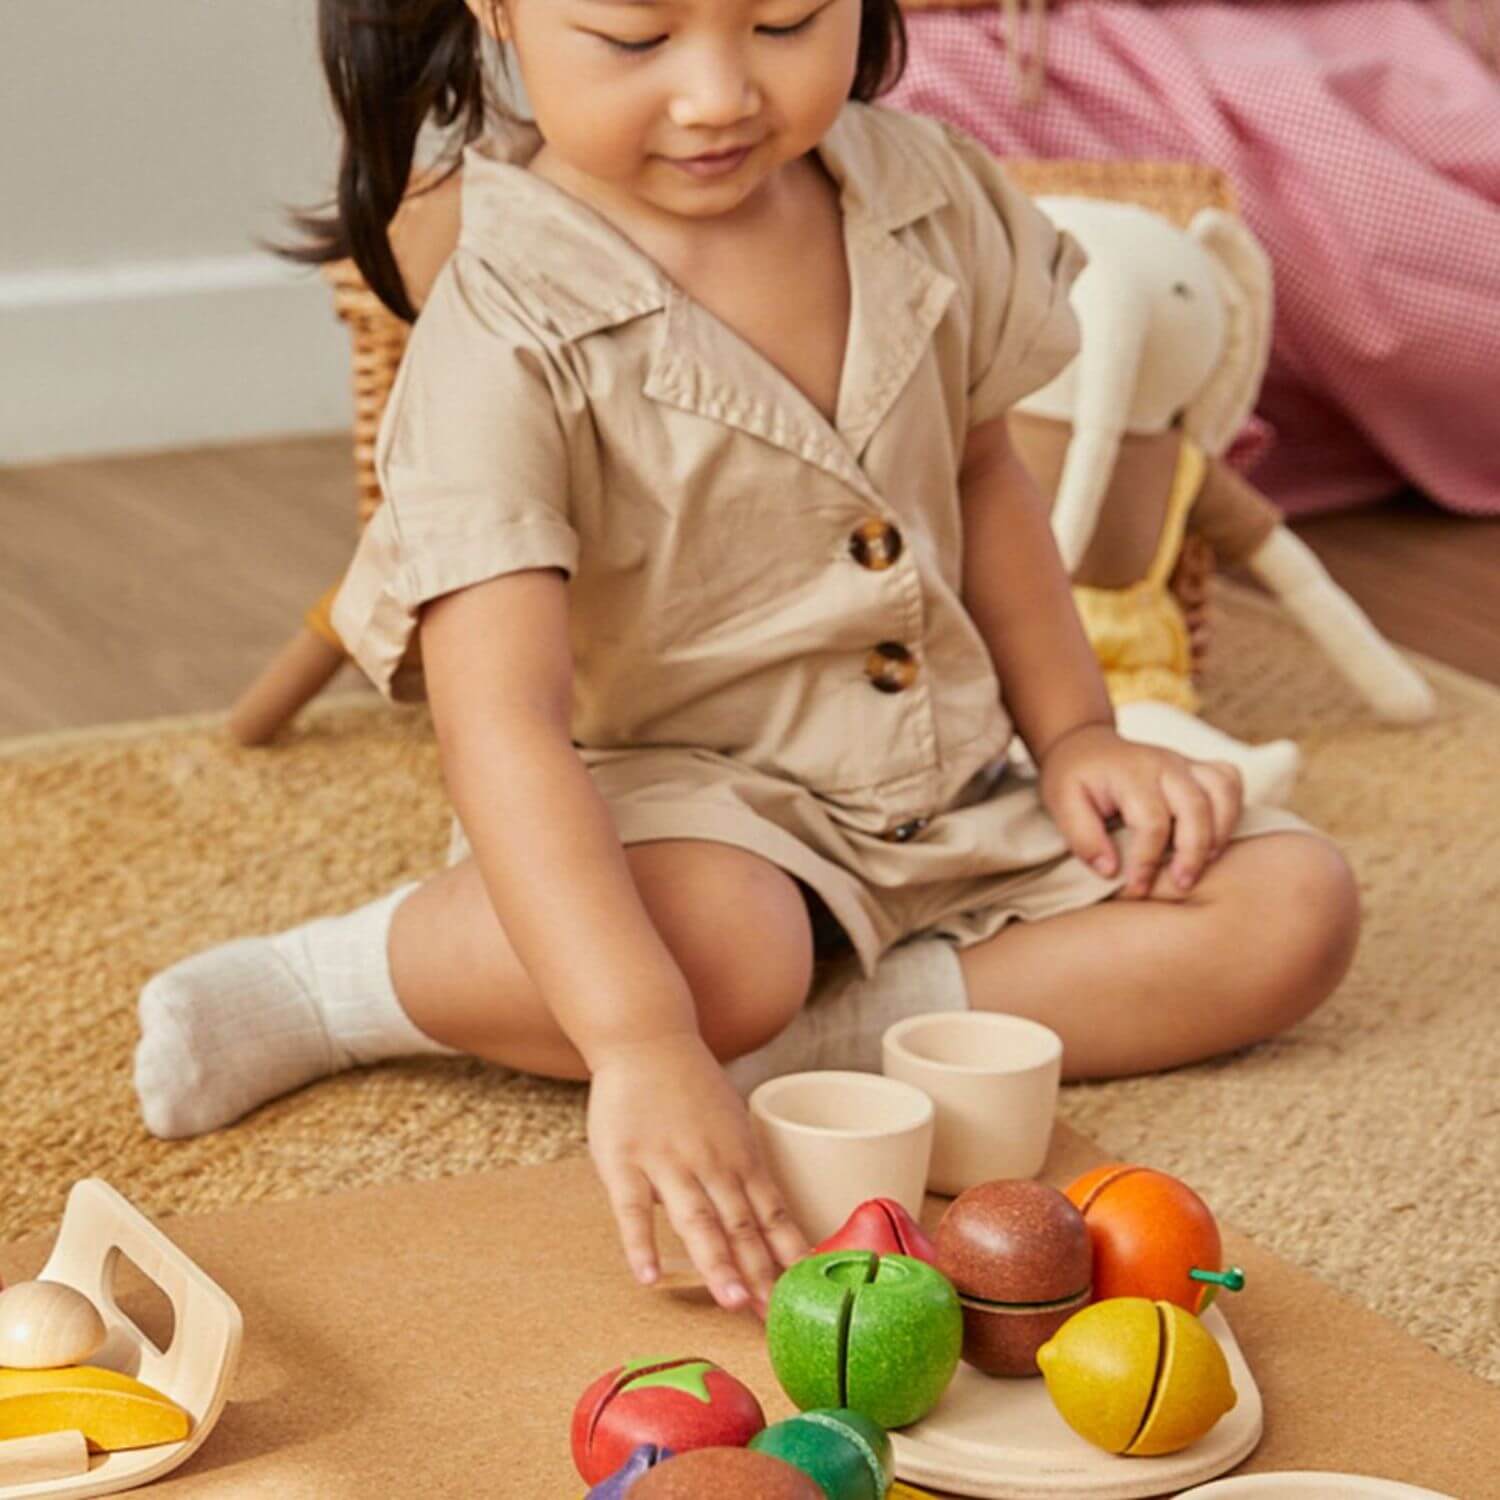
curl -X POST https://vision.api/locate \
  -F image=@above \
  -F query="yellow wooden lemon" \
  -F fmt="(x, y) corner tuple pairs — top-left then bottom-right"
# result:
(1131, 1301), (1237, 1455)
(0, 1364), (190, 1452)
(1036, 1297), (1235, 1456)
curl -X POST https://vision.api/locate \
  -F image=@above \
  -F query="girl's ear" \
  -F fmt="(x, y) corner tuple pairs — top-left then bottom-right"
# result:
(464, 0), (510, 43)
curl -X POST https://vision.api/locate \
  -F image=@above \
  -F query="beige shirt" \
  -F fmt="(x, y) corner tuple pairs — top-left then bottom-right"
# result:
(336, 102), (1084, 832)
(329, 101), (1150, 972)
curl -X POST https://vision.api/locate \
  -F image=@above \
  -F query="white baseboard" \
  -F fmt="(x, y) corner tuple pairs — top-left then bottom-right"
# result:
(1, 254), (355, 464)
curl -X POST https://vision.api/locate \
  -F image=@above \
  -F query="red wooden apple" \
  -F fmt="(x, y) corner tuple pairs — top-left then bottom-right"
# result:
(811, 1198), (938, 1265)
(572, 1357), (766, 1484)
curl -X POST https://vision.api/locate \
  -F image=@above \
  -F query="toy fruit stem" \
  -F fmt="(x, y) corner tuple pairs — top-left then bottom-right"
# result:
(1189, 1267), (1246, 1292)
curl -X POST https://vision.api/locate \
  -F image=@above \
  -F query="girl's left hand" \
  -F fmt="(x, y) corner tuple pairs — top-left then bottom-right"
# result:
(1038, 724), (1243, 899)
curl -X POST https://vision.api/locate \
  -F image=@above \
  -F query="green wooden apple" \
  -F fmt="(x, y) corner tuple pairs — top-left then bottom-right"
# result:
(767, 1250), (961, 1429)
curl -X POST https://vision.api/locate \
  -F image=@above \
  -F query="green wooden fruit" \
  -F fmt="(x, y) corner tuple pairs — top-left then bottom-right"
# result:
(749, 1409), (893, 1500)
(767, 1251), (962, 1429)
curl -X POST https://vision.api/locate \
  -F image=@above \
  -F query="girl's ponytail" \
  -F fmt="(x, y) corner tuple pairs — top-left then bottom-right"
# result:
(283, 1), (490, 322)
(853, 0), (908, 103)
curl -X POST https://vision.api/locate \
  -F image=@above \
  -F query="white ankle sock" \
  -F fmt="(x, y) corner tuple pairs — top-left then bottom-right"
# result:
(134, 883), (456, 1139)
(723, 936), (968, 1098)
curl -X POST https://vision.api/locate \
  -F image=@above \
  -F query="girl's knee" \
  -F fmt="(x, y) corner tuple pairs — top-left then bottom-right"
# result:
(1244, 834), (1360, 1032)
(632, 841), (815, 1061)
(695, 878), (814, 1059)
(695, 942), (811, 1063)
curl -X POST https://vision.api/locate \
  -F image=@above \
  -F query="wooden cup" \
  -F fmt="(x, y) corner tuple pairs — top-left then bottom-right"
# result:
(883, 1013), (1061, 1197)
(747, 1071), (935, 1244)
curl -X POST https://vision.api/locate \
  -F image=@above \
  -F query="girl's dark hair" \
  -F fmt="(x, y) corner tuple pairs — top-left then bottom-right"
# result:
(283, 0), (908, 323)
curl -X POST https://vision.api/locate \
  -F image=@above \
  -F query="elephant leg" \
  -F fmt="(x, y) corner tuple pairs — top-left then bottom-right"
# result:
(1248, 530), (1437, 724)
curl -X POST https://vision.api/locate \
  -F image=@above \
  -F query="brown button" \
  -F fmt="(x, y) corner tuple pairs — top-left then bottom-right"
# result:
(882, 817), (930, 843)
(865, 641), (919, 693)
(849, 519), (904, 571)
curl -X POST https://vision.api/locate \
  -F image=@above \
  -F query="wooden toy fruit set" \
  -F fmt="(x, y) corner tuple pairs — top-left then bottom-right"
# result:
(0, 1181), (241, 1498)
(579, 1168), (1263, 1499)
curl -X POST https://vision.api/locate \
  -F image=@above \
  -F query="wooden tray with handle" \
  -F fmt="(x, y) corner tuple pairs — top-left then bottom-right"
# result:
(0, 1180), (241, 1499)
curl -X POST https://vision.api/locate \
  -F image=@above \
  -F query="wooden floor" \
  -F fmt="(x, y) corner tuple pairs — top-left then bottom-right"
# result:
(2, 433), (1497, 739)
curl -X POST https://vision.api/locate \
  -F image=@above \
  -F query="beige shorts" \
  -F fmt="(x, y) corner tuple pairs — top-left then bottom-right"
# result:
(447, 744), (1311, 980)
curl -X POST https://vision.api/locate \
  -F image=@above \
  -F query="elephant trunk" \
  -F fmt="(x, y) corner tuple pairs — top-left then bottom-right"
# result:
(1049, 290), (1149, 574)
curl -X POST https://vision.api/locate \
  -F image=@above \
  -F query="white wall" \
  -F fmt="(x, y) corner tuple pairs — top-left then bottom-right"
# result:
(1, 0), (354, 461)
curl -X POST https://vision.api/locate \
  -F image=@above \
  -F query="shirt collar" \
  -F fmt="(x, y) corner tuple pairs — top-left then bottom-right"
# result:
(457, 102), (951, 343)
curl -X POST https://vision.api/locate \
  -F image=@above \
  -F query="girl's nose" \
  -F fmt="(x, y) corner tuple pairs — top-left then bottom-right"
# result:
(667, 47), (763, 129)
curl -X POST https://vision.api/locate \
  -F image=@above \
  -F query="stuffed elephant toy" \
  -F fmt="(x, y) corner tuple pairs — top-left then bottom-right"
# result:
(1010, 196), (1435, 806)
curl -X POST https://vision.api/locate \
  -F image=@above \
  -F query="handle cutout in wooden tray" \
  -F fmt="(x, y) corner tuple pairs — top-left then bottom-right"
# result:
(1, 1179), (242, 1500)
(103, 1250), (176, 1365)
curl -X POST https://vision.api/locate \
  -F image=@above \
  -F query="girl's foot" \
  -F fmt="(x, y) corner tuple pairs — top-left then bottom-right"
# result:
(133, 884), (457, 1138)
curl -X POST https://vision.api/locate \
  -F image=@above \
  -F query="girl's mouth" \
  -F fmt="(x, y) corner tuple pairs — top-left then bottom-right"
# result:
(669, 146), (753, 179)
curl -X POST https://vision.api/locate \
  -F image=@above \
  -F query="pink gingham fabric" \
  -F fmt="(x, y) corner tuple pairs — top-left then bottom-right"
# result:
(886, 1), (1500, 516)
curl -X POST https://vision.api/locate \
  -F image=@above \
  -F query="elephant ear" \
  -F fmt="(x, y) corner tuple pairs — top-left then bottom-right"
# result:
(1181, 208), (1274, 456)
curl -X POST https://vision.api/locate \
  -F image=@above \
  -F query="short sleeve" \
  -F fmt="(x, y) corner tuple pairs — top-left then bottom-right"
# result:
(331, 250), (580, 702)
(939, 123), (1088, 429)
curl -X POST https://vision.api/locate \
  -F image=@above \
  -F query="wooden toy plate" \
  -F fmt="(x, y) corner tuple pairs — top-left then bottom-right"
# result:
(891, 1306), (1262, 1500)
(0, 1180), (242, 1499)
(1178, 1476), (1458, 1499)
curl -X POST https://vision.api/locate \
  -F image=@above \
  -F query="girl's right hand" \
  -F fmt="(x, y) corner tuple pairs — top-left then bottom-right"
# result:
(586, 1031), (810, 1314)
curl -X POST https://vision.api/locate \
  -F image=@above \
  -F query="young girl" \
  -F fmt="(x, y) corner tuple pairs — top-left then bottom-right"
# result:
(135, 0), (1359, 1317)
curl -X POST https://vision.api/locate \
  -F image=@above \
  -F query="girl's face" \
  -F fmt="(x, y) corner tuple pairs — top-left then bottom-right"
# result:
(482, 0), (862, 222)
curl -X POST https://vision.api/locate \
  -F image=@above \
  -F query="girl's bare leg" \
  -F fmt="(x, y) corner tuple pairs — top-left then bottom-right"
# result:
(135, 839), (814, 1137)
(391, 838), (815, 1078)
(955, 833), (1359, 1080)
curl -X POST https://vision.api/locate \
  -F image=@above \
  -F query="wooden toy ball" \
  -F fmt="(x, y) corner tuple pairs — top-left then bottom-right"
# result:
(0, 1280), (107, 1370)
(571, 1357), (765, 1485)
(1037, 1297), (1237, 1456)
(1064, 1165), (1246, 1314)
(630, 1447), (825, 1498)
(767, 1251), (961, 1430)
(933, 1179), (1092, 1377)
(750, 1409), (894, 1500)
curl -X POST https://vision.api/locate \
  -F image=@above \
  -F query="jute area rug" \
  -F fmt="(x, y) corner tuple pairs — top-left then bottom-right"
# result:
(3, 586), (1496, 1383)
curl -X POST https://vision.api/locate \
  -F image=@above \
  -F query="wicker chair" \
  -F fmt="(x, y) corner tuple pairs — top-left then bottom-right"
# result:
(226, 261), (420, 745)
(226, 158), (1235, 745)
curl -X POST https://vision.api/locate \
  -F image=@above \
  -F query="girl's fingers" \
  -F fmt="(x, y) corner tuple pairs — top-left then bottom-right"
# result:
(656, 1170), (751, 1312)
(1191, 760), (1244, 857)
(700, 1173), (784, 1312)
(1052, 780), (1118, 878)
(1118, 786), (1173, 898)
(1160, 769), (1216, 892)
(744, 1170), (812, 1272)
(599, 1161), (662, 1287)
(738, 1164), (810, 1296)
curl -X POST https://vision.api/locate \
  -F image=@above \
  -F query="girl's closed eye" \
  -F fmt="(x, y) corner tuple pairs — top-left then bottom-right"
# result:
(593, 31), (668, 52)
(588, 2), (828, 53)
(757, 7), (824, 37)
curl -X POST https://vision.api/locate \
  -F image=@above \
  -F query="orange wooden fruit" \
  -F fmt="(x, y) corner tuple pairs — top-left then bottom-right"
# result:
(1064, 1165), (1239, 1315)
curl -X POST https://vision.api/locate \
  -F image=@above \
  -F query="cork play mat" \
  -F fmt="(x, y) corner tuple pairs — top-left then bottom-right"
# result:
(3, 585), (1496, 1386)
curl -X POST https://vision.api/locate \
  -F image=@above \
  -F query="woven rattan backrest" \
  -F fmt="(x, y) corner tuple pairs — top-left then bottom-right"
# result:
(323, 261), (415, 528)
